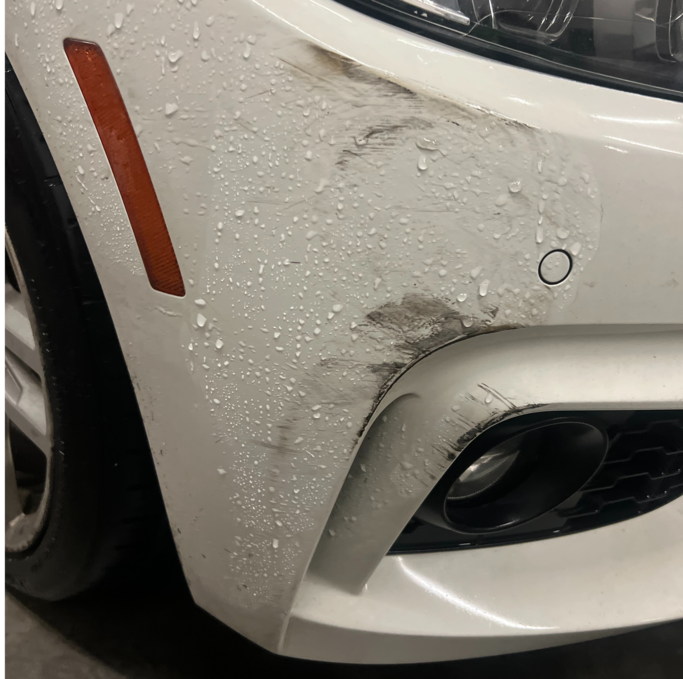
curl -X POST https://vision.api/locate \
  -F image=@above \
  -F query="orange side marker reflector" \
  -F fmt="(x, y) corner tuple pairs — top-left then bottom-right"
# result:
(64, 39), (185, 297)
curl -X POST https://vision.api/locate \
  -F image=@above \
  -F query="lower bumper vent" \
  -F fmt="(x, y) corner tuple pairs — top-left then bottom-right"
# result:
(391, 411), (683, 553)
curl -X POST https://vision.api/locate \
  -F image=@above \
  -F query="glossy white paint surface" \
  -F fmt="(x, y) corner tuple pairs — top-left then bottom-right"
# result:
(287, 494), (683, 662)
(6, 0), (682, 661)
(310, 325), (683, 593)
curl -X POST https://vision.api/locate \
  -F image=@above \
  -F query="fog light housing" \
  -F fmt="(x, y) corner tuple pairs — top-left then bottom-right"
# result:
(418, 418), (608, 533)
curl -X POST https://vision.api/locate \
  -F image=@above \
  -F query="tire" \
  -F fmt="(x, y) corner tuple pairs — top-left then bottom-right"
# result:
(5, 58), (170, 600)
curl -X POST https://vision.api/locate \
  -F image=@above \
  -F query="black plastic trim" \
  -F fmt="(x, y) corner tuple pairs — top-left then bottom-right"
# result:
(392, 410), (683, 553)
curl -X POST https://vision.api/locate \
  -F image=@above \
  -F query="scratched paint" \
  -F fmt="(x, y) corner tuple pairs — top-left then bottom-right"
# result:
(178, 36), (600, 642)
(6, 0), (600, 650)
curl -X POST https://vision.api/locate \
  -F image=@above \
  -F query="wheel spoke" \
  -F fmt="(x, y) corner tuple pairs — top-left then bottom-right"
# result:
(5, 426), (24, 527)
(6, 225), (53, 553)
(5, 351), (51, 459)
(5, 283), (42, 375)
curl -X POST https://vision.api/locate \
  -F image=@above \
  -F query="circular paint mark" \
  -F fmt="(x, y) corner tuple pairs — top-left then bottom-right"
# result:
(539, 250), (572, 285)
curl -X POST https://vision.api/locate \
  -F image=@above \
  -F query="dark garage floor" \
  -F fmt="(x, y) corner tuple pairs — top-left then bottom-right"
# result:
(6, 579), (683, 679)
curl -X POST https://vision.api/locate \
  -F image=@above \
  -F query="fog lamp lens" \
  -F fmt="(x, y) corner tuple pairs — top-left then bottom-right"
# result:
(447, 446), (519, 501)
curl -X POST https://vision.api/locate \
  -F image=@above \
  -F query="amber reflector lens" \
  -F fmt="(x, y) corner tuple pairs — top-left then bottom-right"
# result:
(64, 39), (185, 296)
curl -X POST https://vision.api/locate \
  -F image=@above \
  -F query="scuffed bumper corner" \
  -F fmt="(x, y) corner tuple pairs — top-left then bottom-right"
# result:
(7, 0), (682, 660)
(283, 326), (683, 663)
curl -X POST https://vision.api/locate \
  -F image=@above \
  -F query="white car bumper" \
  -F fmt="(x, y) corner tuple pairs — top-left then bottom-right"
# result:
(287, 498), (683, 663)
(7, 0), (682, 663)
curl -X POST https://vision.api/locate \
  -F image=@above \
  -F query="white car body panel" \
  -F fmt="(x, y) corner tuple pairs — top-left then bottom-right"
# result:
(288, 497), (683, 663)
(6, 0), (683, 661)
(294, 326), (683, 662)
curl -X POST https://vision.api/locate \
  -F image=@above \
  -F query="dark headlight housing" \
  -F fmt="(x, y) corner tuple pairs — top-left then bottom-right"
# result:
(335, 0), (683, 100)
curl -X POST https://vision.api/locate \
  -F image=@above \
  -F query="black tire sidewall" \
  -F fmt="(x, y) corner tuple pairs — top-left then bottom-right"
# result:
(5, 123), (112, 600)
(5, 64), (165, 600)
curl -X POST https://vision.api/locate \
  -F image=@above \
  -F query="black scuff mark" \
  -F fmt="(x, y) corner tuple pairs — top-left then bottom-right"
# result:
(367, 360), (408, 384)
(335, 116), (434, 169)
(452, 403), (546, 454)
(349, 293), (476, 435)
(365, 293), (488, 359)
(307, 43), (419, 100)
(348, 295), (522, 442)
(478, 383), (517, 409)
(304, 41), (537, 136)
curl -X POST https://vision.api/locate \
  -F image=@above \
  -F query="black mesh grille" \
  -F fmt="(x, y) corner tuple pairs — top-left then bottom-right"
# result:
(390, 411), (683, 554)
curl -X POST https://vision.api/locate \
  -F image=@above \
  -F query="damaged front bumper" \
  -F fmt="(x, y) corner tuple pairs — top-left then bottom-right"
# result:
(292, 325), (683, 663)
(7, 0), (682, 662)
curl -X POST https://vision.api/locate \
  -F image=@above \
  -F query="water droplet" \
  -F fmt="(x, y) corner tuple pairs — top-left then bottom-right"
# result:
(479, 279), (490, 297)
(508, 180), (522, 193)
(114, 12), (124, 29)
(195, 298), (206, 307)
(495, 194), (508, 207)
(165, 102), (179, 116)
(193, 22), (200, 40)
(217, 468), (227, 475)
(197, 313), (207, 328)
(485, 393), (493, 404)
(570, 242), (582, 256)
(332, 304), (343, 313)
(417, 155), (428, 171)
(416, 137), (439, 152)
(456, 293), (467, 302)
(470, 266), (482, 279)
(243, 45), (251, 60)
(168, 50), (184, 64)
(55, 0), (64, 11)
(215, 339), (224, 350)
